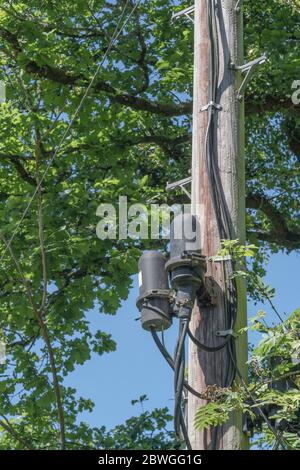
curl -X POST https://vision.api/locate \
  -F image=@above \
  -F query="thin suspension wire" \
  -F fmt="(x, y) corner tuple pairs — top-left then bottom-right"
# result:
(0, 0), (141, 262)
(227, 345), (291, 450)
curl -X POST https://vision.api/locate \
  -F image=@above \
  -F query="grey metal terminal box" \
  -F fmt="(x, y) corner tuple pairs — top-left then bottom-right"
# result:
(136, 251), (172, 331)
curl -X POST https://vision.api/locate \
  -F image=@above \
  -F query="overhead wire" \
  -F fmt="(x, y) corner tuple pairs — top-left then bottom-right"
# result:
(0, 0), (141, 262)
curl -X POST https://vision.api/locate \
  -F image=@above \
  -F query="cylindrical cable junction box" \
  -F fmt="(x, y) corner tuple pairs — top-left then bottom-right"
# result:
(166, 214), (206, 318)
(166, 213), (206, 289)
(136, 251), (172, 331)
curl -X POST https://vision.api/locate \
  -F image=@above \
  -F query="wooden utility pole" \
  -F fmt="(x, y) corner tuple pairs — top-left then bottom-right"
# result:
(188, 0), (249, 449)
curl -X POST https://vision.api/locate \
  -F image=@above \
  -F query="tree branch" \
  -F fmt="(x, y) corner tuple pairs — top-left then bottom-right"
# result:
(246, 193), (300, 249)
(0, 26), (192, 117)
(0, 415), (33, 450)
(0, 153), (36, 186)
(245, 96), (300, 117)
(35, 128), (48, 313)
(0, 26), (298, 118)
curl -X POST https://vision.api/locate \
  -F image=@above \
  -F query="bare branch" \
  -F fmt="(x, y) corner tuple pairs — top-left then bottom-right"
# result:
(34, 129), (48, 312)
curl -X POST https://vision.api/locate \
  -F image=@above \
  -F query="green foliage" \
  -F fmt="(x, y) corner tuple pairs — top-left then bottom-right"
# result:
(215, 240), (277, 304)
(214, 239), (259, 260)
(195, 402), (233, 430)
(0, 396), (175, 450)
(0, 0), (298, 450)
(97, 397), (175, 450)
(196, 244), (300, 448)
(195, 307), (300, 449)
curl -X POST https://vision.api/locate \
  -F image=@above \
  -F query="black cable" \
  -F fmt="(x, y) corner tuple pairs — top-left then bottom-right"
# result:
(204, 0), (238, 390)
(150, 327), (205, 400)
(151, 327), (174, 368)
(222, 261), (237, 387)
(173, 319), (192, 449)
(173, 323), (183, 438)
(211, 426), (218, 451)
(187, 326), (231, 352)
(151, 326), (192, 449)
(180, 409), (192, 450)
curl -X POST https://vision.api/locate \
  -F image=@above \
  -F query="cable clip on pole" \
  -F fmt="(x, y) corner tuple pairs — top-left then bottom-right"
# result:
(216, 329), (237, 339)
(208, 254), (232, 262)
(200, 101), (222, 113)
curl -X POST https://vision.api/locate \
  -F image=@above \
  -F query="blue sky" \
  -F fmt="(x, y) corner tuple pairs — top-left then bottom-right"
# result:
(65, 250), (300, 430)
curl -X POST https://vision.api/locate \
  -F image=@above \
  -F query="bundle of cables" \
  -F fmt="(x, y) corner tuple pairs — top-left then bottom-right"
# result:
(204, 0), (237, 388)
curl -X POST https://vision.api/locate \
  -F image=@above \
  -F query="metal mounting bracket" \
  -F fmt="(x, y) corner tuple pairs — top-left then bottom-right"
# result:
(171, 5), (195, 23)
(208, 254), (232, 262)
(136, 288), (174, 311)
(231, 54), (267, 100)
(166, 175), (192, 200)
(235, 0), (244, 13)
